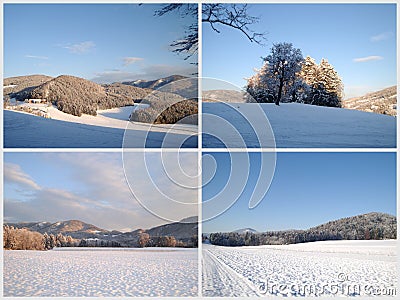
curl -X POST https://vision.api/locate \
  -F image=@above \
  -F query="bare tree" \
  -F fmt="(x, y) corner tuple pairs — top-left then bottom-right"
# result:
(138, 232), (150, 248)
(155, 4), (266, 59)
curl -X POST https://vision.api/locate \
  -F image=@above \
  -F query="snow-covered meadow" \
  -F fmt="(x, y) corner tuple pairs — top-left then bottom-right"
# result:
(202, 241), (397, 297)
(4, 105), (197, 148)
(202, 103), (396, 148)
(4, 247), (198, 297)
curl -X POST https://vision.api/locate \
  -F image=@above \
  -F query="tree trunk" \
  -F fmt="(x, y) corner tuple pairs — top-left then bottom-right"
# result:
(276, 77), (284, 105)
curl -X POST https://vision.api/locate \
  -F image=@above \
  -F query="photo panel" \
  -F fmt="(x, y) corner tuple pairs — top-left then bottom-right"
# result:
(201, 3), (396, 148)
(3, 152), (198, 297)
(202, 152), (396, 297)
(3, 3), (198, 148)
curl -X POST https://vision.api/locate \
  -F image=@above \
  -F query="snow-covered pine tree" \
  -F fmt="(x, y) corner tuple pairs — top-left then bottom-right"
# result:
(316, 58), (344, 107)
(299, 56), (318, 87)
(299, 57), (343, 107)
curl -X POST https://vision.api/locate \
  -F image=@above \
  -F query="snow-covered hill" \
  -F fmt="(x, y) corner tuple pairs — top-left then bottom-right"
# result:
(203, 102), (396, 148)
(343, 86), (396, 116)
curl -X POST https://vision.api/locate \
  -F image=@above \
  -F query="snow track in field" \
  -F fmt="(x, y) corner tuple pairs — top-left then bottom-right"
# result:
(202, 241), (397, 297)
(202, 249), (259, 297)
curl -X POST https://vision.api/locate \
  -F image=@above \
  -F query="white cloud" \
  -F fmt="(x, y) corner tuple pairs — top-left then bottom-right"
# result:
(123, 57), (144, 66)
(353, 56), (383, 63)
(64, 41), (95, 54)
(370, 32), (393, 42)
(4, 163), (41, 191)
(25, 55), (48, 60)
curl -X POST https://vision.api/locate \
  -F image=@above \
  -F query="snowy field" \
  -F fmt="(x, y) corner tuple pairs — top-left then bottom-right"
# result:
(202, 241), (397, 297)
(4, 247), (198, 297)
(202, 103), (396, 148)
(4, 106), (197, 148)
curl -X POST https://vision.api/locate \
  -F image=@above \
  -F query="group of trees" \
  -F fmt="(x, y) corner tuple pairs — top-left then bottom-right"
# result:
(246, 43), (344, 107)
(137, 233), (198, 248)
(3, 226), (76, 250)
(130, 98), (198, 124)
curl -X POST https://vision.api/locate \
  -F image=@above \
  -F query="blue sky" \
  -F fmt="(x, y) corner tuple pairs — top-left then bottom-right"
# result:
(203, 4), (396, 98)
(4, 4), (197, 83)
(4, 153), (197, 231)
(203, 152), (396, 233)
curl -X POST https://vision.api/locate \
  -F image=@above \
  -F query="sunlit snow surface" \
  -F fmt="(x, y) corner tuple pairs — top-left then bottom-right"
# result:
(4, 248), (198, 297)
(4, 105), (197, 148)
(202, 240), (397, 297)
(202, 103), (396, 148)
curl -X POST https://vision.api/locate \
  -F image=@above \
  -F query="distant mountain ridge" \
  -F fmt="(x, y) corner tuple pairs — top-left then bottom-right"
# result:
(233, 228), (258, 234)
(208, 212), (396, 246)
(122, 75), (197, 100)
(6, 217), (198, 247)
(342, 86), (396, 116)
(122, 75), (188, 90)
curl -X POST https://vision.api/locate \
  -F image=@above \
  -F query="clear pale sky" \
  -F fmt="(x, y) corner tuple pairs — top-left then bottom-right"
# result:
(4, 4), (197, 83)
(4, 153), (197, 231)
(203, 152), (396, 233)
(203, 4), (396, 98)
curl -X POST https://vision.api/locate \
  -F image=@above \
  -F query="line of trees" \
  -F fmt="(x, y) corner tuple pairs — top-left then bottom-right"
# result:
(3, 226), (198, 250)
(209, 226), (397, 247)
(137, 233), (198, 248)
(246, 42), (343, 107)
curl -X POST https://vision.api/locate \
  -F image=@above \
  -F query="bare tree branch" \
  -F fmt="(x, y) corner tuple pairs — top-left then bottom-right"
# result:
(154, 4), (266, 60)
(202, 4), (266, 45)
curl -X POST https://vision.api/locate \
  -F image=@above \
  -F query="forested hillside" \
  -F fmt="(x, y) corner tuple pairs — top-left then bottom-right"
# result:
(342, 86), (396, 116)
(208, 212), (396, 246)
(3, 75), (53, 101)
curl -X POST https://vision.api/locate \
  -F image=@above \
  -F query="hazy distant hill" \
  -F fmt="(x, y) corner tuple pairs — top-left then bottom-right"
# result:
(3, 74), (53, 100)
(123, 75), (188, 90)
(6, 217), (198, 247)
(233, 228), (258, 234)
(203, 89), (247, 103)
(146, 220), (198, 241)
(342, 86), (396, 116)
(123, 75), (197, 100)
(209, 212), (397, 246)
